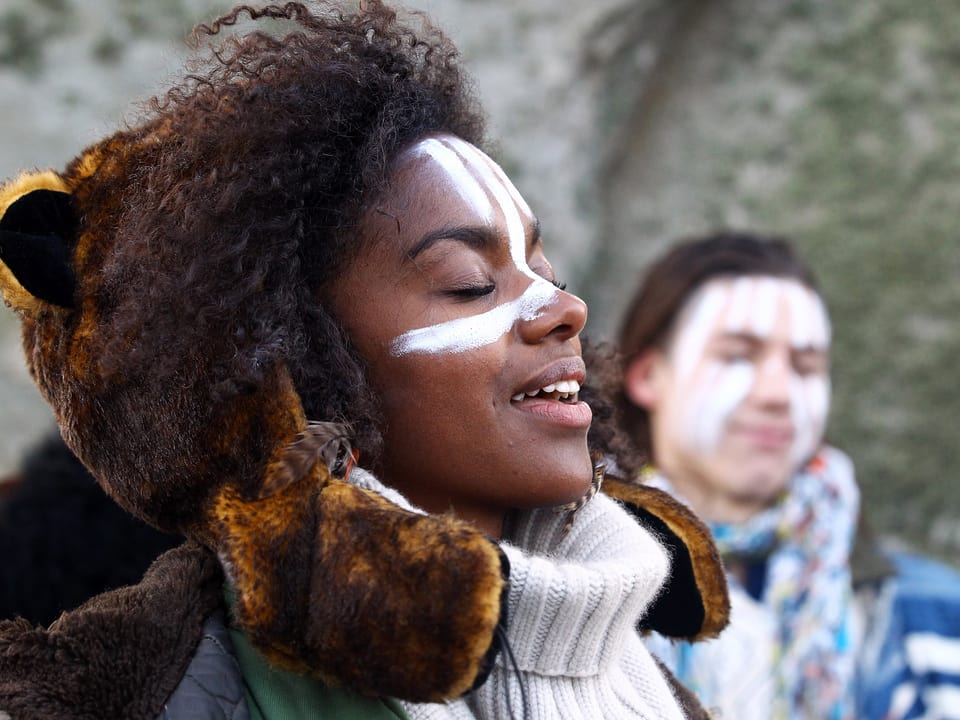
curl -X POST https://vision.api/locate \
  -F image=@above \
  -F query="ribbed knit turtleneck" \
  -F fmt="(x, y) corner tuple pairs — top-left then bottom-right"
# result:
(403, 493), (689, 720)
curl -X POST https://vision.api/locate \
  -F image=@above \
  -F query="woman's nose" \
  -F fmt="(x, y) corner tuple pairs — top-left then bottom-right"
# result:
(517, 280), (588, 344)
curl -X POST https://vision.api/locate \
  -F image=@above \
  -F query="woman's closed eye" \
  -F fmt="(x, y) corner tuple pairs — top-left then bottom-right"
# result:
(448, 282), (496, 300)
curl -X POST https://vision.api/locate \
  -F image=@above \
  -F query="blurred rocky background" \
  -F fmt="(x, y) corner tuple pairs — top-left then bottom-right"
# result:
(0, 0), (957, 562)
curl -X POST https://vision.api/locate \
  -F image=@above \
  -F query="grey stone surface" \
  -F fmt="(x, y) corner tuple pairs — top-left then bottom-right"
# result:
(0, 0), (956, 558)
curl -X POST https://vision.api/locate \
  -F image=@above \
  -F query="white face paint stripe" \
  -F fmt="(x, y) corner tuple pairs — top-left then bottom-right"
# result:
(751, 277), (779, 337)
(414, 139), (493, 224)
(725, 277), (754, 333)
(440, 136), (541, 282)
(785, 281), (812, 348)
(783, 281), (832, 351)
(687, 362), (755, 452)
(391, 280), (557, 356)
(790, 376), (813, 466)
(789, 375), (831, 465)
(389, 137), (559, 357)
(685, 361), (723, 451)
(673, 282), (728, 380)
(808, 289), (832, 347)
(479, 149), (533, 219)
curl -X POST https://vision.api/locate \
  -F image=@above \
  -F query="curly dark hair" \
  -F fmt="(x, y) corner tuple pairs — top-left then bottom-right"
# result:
(615, 230), (821, 462)
(91, 1), (485, 462)
(581, 336), (645, 481)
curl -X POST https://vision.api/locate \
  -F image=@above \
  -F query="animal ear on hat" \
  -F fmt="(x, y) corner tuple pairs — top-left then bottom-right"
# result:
(0, 170), (78, 315)
(604, 478), (730, 641)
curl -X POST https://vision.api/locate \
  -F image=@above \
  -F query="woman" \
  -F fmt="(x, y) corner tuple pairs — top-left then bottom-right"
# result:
(0, 3), (728, 718)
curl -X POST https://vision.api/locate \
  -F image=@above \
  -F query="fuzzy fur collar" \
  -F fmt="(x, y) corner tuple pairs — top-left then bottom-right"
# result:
(0, 542), (222, 720)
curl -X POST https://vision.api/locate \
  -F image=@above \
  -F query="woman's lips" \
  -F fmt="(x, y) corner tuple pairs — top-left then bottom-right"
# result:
(517, 357), (586, 398)
(511, 395), (593, 429)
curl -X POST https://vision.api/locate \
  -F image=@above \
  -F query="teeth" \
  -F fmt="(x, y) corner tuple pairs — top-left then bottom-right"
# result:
(512, 379), (581, 402)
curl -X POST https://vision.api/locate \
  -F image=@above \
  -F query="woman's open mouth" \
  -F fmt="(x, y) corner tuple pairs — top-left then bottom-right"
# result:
(510, 379), (592, 428)
(511, 379), (580, 404)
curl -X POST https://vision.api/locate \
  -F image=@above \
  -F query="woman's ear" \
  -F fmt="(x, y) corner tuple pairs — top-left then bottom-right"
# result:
(623, 350), (662, 411)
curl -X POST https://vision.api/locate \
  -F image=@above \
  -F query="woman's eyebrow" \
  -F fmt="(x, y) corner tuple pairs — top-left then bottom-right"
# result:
(406, 217), (541, 260)
(406, 225), (498, 260)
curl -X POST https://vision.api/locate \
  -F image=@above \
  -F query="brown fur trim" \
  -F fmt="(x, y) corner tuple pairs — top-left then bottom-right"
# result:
(604, 478), (730, 641)
(0, 542), (222, 720)
(217, 473), (506, 702)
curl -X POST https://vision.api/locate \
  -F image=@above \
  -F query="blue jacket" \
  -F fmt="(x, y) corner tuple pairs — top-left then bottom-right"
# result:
(856, 550), (960, 719)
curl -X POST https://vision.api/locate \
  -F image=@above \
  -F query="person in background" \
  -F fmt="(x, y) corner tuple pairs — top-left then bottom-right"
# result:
(0, 431), (182, 626)
(615, 231), (960, 720)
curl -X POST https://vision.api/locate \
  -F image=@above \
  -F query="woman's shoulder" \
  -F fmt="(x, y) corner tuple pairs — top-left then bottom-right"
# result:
(0, 542), (225, 720)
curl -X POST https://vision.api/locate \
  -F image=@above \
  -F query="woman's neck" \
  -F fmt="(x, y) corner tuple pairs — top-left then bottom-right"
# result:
(372, 467), (506, 537)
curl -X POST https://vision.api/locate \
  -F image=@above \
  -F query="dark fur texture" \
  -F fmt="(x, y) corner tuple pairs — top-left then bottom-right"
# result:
(0, 543), (223, 720)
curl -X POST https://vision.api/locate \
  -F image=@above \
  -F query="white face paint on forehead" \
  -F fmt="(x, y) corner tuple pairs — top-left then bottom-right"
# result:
(683, 275), (832, 350)
(411, 138), (494, 226)
(442, 136), (539, 282)
(673, 282), (728, 380)
(391, 137), (559, 357)
(668, 276), (832, 463)
(784, 280), (832, 348)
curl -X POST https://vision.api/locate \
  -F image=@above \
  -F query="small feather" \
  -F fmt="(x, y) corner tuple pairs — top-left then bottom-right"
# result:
(259, 421), (353, 499)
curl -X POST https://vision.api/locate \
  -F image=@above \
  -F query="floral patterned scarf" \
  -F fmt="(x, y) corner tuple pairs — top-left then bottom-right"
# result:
(644, 446), (860, 720)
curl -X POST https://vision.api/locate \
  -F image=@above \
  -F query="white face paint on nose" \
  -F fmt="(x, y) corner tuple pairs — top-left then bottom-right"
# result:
(390, 137), (559, 357)
(392, 280), (559, 356)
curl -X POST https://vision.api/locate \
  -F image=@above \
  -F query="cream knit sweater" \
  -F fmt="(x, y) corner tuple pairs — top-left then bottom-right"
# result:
(401, 492), (689, 720)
